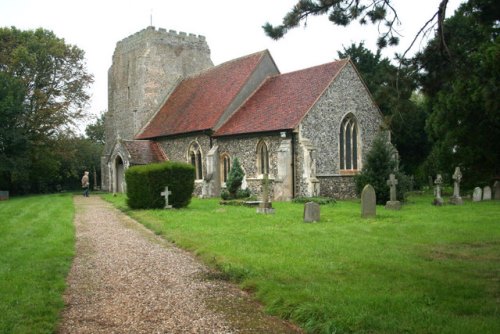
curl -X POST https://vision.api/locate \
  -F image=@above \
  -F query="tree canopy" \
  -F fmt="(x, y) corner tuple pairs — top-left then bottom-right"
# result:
(0, 27), (94, 193)
(263, 0), (452, 54)
(418, 0), (500, 186)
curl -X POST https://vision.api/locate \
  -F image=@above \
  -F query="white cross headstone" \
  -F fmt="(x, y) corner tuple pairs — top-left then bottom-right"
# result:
(160, 186), (173, 209)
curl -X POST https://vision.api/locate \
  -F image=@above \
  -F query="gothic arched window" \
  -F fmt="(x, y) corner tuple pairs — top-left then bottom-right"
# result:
(339, 114), (359, 171)
(188, 142), (203, 180)
(220, 153), (231, 184)
(256, 140), (269, 175)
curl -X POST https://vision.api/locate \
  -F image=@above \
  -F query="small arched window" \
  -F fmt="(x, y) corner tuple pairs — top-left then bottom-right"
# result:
(256, 140), (269, 175)
(339, 114), (359, 171)
(220, 153), (231, 184)
(188, 142), (203, 180)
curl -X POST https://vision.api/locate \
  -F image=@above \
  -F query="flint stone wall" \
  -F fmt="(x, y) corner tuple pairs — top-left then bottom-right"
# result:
(157, 134), (212, 196)
(298, 62), (382, 199)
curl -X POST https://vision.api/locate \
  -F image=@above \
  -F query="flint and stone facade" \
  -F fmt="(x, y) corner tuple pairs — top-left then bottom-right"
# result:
(102, 27), (384, 200)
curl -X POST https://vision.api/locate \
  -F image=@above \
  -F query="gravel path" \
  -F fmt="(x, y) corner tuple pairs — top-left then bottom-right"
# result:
(57, 196), (302, 334)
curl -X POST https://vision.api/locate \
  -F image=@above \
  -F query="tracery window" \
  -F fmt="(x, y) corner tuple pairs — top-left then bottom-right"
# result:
(256, 140), (269, 175)
(339, 114), (359, 171)
(188, 142), (203, 180)
(220, 153), (231, 184)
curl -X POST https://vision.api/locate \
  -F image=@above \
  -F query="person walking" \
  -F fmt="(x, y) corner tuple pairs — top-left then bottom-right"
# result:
(81, 171), (90, 197)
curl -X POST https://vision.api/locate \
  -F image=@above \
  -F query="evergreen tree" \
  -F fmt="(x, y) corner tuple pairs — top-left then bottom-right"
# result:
(354, 134), (410, 204)
(225, 157), (244, 198)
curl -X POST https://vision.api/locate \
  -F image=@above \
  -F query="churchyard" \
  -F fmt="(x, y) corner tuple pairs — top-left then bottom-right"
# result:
(1, 190), (499, 333)
(103, 191), (500, 334)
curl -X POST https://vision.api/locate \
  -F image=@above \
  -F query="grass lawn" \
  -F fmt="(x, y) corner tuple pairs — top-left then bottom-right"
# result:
(104, 193), (500, 334)
(0, 194), (75, 334)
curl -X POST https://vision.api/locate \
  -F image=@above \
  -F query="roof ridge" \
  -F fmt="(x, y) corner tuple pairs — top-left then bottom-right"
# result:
(182, 50), (268, 80)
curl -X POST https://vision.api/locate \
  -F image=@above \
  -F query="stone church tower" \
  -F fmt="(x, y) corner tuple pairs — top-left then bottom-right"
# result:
(101, 26), (213, 191)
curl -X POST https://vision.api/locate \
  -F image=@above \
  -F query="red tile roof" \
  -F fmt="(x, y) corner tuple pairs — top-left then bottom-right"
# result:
(136, 51), (270, 139)
(122, 140), (168, 164)
(214, 59), (348, 137)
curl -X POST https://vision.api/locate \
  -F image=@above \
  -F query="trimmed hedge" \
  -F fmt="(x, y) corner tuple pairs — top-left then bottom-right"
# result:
(125, 161), (195, 209)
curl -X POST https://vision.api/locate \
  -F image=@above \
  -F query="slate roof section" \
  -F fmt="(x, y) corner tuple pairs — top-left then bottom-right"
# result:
(122, 140), (168, 165)
(136, 51), (270, 139)
(214, 59), (348, 137)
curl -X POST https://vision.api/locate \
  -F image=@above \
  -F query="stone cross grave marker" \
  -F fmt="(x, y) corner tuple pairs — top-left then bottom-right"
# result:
(494, 181), (500, 200)
(361, 184), (376, 218)
(385, 173), (401, 210)
(433, 174), (444, 206)
(472, 187), (482, 202)
(160, 186), (173, 209)
(483, 186), (492, 201)
(449, 167), (464, 205)
(303, 202), (320, 223)
(257, 173), (275, 214)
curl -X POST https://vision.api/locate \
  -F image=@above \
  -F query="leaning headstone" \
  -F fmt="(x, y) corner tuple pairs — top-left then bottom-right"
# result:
(257, 173), (275, 214)
(472, 187), (482, 202)
(494, 181), (500, 200)
(303, 202), (320, 223)
(385, 173), (401, 210)
(483, 186), (492, 201)
(449, 167), (464, 205)
(160, 186), (173, 209)
(432, 174), (444, 206)
(361, 184), (376, 218)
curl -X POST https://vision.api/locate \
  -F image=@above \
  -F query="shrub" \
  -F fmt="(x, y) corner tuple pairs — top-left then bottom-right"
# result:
(125, 161), (195, 209)
(226, 157), (244, 198)
(354, 134), (412, 204)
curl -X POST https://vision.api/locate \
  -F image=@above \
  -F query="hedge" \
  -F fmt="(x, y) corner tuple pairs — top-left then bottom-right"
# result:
(125, 161), (195, 209)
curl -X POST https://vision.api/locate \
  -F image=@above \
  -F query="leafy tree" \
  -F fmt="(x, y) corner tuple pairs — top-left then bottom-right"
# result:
(85, 112), (106, 145)
(417, 0), (500, 187)
(0, 27), (93, 193)
(263, 0), (453, 54)
(0, 72), (28, 191)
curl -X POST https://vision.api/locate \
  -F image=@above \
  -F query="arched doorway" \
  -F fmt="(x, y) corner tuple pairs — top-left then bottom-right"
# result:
(115, 156), (124, 193)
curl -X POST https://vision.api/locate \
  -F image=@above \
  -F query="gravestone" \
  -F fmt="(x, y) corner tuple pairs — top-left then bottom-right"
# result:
(494, 181), (500, 200)
(160, 186), (173, 209)
(361, 184), (376, 218)
(472, 187), (482, 202)
(303, 202), (320, 223)
(257, 173), (275, 214)
(385, 173), (401, 210)
(432, 174), (444, 206)
(449, 167), (464, 205)
(0, 190), (9, 201)
(483, 186), (492, 201)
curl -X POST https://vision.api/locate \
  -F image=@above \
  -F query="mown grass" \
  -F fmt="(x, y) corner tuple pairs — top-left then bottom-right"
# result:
(103, 193), (500, 334)
(0, 194), (75, 334)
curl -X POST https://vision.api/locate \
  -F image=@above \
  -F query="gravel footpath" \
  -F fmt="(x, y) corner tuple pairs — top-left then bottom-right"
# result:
(57, 196), (302, 334)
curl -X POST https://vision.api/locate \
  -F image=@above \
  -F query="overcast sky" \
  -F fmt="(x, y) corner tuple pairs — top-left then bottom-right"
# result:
(0, 0), (464, 131)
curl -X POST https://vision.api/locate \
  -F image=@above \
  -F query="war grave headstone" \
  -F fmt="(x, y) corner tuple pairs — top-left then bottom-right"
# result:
(304, 202), (320, 223)
(160, 186), (173, 209)
(385, 173), (401, 210)
(449, 167), (464, 205)
(472, 187), (482, 202)
(483, 186), (492, 201)
(361, 184), (376, 218)
(433, 174), (444, 206)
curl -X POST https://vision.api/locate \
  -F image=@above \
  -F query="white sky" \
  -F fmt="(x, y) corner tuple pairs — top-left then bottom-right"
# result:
(0, 0), (464, 131)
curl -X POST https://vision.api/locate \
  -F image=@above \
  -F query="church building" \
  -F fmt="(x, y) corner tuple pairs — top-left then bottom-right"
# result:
(101, 26), (385, 200)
